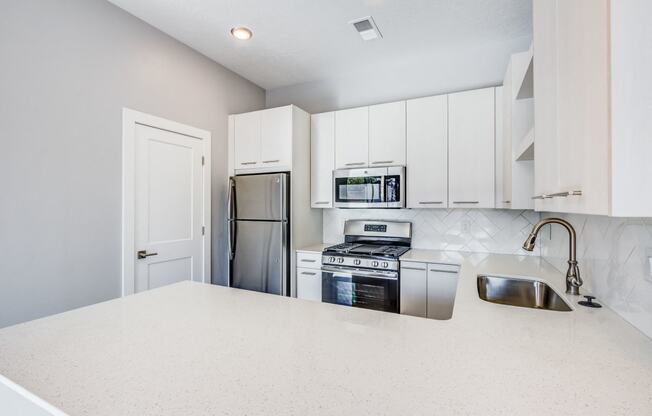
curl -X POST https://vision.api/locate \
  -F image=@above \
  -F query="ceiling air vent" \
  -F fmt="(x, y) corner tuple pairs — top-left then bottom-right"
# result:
(349, 16), (382, 41)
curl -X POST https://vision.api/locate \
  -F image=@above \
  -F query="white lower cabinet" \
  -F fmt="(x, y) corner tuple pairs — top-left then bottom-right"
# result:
(400, 262), (427, 317)
(426, 264), (460, 320)
(297, 268), (321, 301)
(400, 261), (459, 320)
(296, 251), (322, 302)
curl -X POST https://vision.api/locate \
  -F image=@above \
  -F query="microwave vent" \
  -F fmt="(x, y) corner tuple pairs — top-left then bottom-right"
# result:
(349, 16), (382, 41)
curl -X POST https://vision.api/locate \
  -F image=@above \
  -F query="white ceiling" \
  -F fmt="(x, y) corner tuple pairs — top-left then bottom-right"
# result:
(107, 0), (532, 91)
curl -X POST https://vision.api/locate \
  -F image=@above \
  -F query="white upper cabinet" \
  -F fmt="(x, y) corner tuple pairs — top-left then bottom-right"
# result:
(533, 0), (652, 216)
(448, 87), (496, 208)
(261, 105), (293, 169)
(335, 107), (369, 169)
(232, 105), (298, 172)
(233, 110), (261, 169)
(406, 95), (448, 208)
(310, 112), (335, 208)
(369, 101), (406, 166)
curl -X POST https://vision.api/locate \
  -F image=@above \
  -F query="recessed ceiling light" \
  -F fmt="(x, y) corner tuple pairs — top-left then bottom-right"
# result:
(230, 27), (253, 40)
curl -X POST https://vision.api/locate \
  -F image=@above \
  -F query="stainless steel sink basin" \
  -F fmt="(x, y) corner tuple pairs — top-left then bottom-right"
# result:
(477, 275), (572, 312)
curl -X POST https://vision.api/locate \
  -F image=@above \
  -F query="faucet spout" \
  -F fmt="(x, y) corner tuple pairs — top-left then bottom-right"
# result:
(521, 218), (583, 295)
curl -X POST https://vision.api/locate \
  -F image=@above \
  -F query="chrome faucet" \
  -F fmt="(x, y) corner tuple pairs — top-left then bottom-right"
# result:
(522, 218), (583, 296)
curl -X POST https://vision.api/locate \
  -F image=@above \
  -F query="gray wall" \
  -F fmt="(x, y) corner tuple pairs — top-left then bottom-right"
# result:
(266, 36), (531, 113)
(0, 0), (265, 328)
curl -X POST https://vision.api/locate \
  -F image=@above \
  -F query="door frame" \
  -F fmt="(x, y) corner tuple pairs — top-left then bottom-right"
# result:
(121, 108), (212, 296)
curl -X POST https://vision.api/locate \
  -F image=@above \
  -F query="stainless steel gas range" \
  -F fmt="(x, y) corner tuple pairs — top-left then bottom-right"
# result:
(321, 220), (412, 313)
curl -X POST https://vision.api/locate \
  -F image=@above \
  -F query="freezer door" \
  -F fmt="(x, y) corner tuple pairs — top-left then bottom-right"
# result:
(231, 173), (288, 221)
(230, 220), (288, 295)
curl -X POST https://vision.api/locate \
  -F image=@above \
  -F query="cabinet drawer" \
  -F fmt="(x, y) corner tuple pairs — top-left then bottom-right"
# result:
(296, 251), (322, 269)
(297, 267), (322, 302)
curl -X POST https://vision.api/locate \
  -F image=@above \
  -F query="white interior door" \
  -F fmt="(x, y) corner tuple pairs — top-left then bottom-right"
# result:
(133, 124), (205, 292)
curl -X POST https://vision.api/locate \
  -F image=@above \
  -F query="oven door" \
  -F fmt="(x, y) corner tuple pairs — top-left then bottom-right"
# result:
(333, 168), (386, 208)
(321, 266), (399, 313)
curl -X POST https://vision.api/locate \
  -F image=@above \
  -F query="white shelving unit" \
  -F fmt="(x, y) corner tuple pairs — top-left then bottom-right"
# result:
(498, 45), (535, 210)
(515, 44), (534, 100)
(515, 127), (534, 161)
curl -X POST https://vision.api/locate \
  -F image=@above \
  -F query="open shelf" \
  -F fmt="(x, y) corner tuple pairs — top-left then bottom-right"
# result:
(515, 45), (533, 100)
(514, 127), (534, 161)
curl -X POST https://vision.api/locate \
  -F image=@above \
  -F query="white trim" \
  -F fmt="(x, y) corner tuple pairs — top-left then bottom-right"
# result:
(121, 108), (212, 296)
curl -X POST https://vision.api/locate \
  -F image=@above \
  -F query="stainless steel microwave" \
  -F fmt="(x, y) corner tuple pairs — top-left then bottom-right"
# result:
(333, 166), (405, 208)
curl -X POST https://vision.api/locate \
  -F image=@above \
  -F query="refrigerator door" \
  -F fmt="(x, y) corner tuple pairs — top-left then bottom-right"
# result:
(230, 173), (288, 221)
(230, 220), (288, 295)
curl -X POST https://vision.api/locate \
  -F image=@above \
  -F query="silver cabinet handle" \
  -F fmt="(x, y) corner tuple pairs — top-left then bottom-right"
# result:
(137, 250), (158, 259)
(502, 200), (511, 204)
(371, 160), (393, 164)
(401, 266), (426, 271)
(344, 162), (365, 166)
(418, 201), (443, 205)
(549, 190), (583, 197)
(300, 259), (316, 263)
(300, 271), (317, 276)
(428, 269), (459, 274)
(262, 160), (280, 164)
(240, 161), (257, 165)
(313, 201), (330, 205)
(452, 201), (479, 204)
(531, 195), (552, 200)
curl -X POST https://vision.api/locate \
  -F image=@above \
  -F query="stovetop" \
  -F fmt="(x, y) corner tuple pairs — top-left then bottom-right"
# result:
(324, 242), (410, 259)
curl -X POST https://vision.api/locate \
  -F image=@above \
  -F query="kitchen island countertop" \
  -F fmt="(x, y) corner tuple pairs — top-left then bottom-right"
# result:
(1, 251), (652, 415)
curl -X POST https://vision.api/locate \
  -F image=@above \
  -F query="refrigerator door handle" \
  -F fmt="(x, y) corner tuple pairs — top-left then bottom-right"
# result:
(228, 178), (236, 260)
(281, 222), (288, 296)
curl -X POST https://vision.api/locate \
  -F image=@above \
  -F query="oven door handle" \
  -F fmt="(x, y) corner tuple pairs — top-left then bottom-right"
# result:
(322, 266), (398, 281)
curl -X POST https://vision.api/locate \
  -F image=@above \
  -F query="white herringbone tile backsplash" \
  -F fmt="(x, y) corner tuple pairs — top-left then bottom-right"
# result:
(540, 213), (652, 339)
(323, 208), (541, 256)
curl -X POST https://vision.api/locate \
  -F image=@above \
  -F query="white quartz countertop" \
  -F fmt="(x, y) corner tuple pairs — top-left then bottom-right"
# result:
(295, 243), (330, 253)
(1, 252), (652, 415)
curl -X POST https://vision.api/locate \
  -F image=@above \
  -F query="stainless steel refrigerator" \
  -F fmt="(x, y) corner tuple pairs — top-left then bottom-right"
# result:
(228, 173), (289, 296)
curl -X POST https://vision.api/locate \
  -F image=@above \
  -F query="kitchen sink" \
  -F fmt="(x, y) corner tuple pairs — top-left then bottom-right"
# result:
(477, 275), (572, 312)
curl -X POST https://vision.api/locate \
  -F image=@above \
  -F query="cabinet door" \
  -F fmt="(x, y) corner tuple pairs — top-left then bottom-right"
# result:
(406, 95), (448, 208)
(448, 88), (496, 208)
(234, 111), (261, 169)
(533, 0), (560, 212)
(297, 267), (322, 301)
(369, 101), (406, 166)
(310, 112), (335, 208)
(261, 106), (293, 169)
(496, 85), (510, 208)
(555, 0), (610, 215)
(335, 107), (369, 169)
(426, 265), (459, 320)
(399, 262), (427, 318)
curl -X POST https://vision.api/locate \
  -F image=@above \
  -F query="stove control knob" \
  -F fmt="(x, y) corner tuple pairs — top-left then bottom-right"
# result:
(371, 260), (379, 267)
(328, 256), (336, 263)
(337, 257), (344, 264)
(353, 259), (361, 266)
(382, 262), (389, 268)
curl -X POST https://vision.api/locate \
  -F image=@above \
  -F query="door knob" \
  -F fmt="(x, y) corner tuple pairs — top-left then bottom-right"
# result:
(137, 250), (158, 259)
